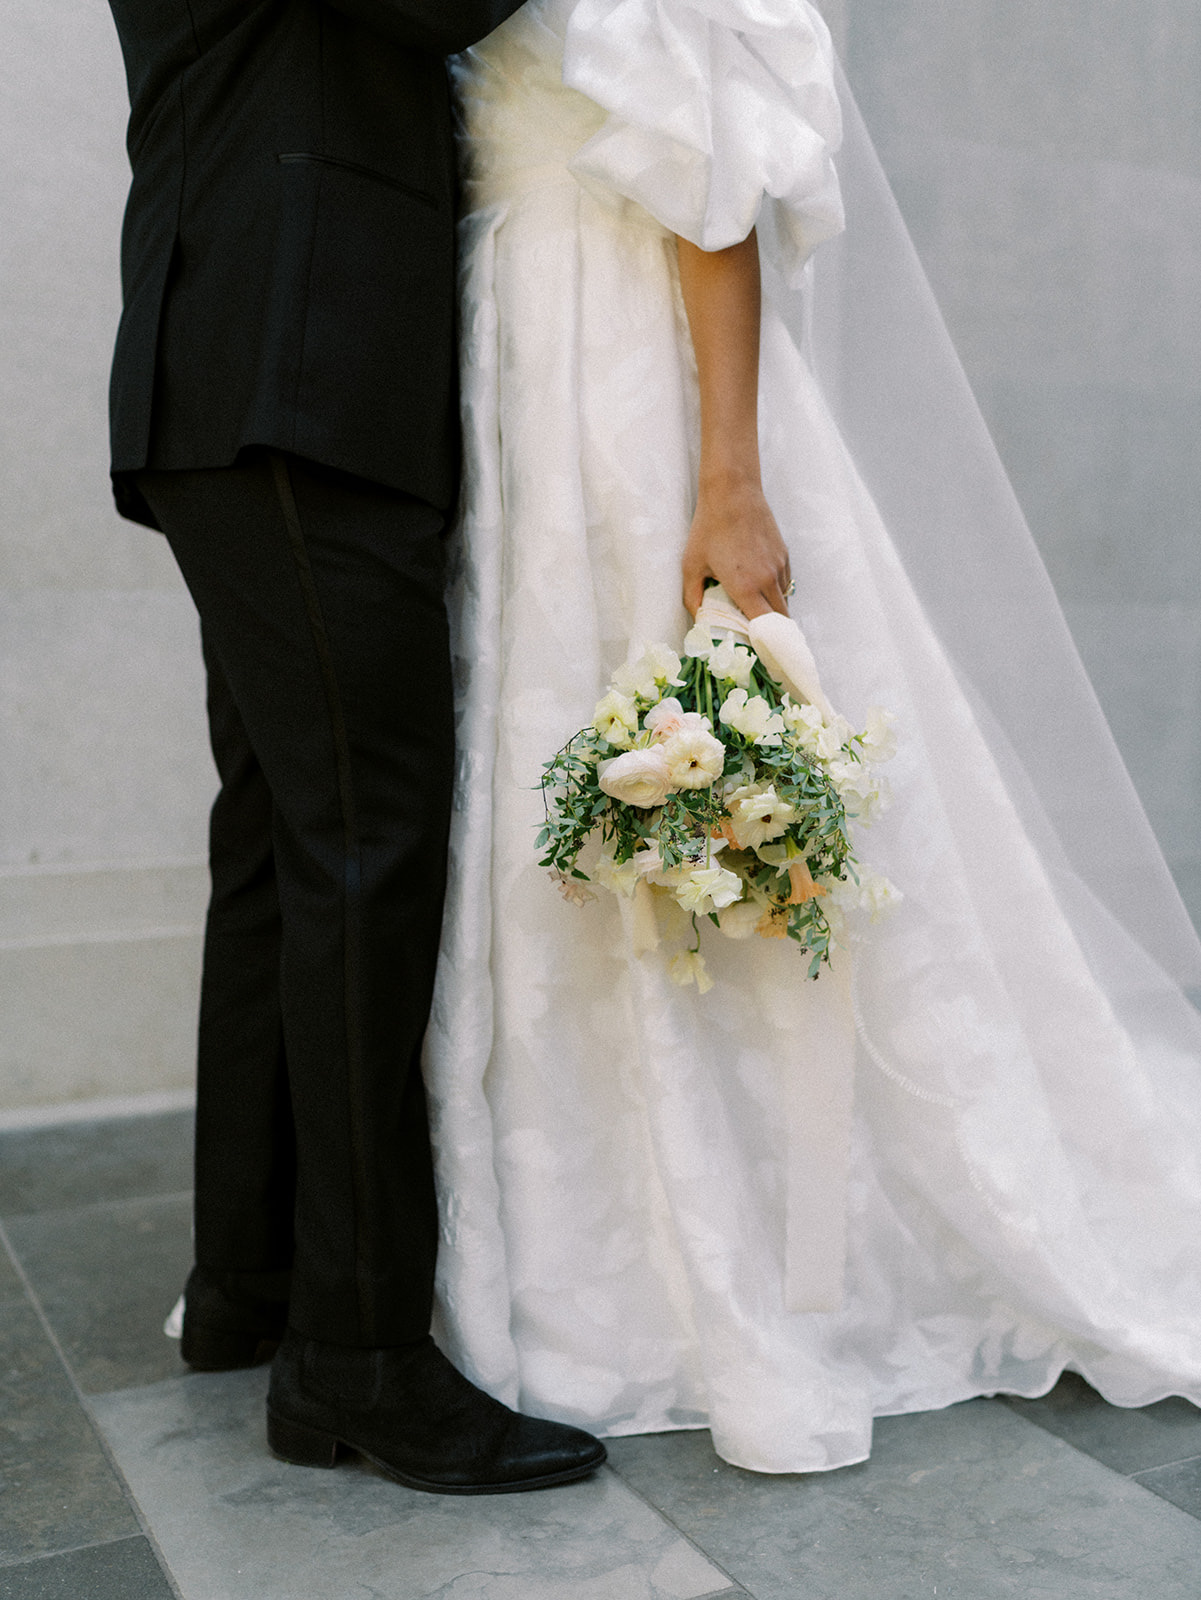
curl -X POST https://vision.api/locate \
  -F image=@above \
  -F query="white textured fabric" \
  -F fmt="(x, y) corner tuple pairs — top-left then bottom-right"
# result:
(424, 0), (1201, 1474)
(563, 0), (844, 277)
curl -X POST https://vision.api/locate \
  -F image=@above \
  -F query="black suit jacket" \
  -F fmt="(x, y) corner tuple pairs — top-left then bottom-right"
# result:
(106, 0), (523, 526)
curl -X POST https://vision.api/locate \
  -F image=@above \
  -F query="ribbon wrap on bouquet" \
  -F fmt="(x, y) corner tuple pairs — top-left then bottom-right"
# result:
(678, 587), (856, 1314)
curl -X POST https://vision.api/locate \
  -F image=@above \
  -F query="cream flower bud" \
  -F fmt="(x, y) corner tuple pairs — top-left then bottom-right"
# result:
(598, 745), (674, 808)
(716, 897), (764, 940)
(669, 948), (714, 993)
(592, 690), (639, 748)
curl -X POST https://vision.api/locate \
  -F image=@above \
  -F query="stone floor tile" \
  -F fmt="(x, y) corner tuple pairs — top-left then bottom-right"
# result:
(0, 1240), (26, 1304)
(1003, 1372), (1201, 1476)
(0, 1112), (192, 1217)
(0, 1301), (140, 1562)
(1132, 1456), (1201, 1519)
(92, 1367), (737, 1600)
(0, 1537), (175, 1600)
(4, 1195), (191, 1395)
(606, 1400), (1201, 1600)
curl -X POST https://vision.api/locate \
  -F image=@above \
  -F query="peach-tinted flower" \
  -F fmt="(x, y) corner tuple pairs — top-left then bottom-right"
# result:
(786, 858), (827, 904)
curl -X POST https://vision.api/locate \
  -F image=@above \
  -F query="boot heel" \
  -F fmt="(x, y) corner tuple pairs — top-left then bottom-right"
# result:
(181, 1324), (277, 1372)
(267, 1409), (341, 1468)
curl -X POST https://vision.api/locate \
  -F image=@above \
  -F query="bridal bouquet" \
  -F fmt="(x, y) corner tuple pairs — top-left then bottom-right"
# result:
(537, 586), (899, 989)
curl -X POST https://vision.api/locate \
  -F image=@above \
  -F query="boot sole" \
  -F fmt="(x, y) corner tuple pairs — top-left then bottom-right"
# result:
(266, 1407), (606, 1495)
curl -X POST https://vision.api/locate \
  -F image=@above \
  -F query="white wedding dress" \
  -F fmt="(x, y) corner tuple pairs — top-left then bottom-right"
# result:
(423, 0), (1201, 1473)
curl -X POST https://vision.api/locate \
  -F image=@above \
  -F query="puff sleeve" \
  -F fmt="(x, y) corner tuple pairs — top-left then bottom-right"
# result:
(563, 0), (845, 281)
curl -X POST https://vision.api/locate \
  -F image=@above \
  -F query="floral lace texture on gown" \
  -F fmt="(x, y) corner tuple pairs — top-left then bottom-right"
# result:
(423, 0), (1201, 1473)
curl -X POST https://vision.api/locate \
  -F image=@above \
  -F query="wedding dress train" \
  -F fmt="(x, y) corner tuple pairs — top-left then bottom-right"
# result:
(422, 0), (1201, 1472)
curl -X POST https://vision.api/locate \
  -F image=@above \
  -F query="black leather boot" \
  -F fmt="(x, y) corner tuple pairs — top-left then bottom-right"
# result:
(180, 1266), (290, 1371)
(267, 1331), (606, 1494)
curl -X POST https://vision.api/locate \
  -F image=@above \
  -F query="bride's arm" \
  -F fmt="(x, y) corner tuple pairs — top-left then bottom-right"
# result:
(676, 231), (792, 620)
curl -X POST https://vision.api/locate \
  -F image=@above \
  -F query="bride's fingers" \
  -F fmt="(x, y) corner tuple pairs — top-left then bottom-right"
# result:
(682, 564), (710, 617)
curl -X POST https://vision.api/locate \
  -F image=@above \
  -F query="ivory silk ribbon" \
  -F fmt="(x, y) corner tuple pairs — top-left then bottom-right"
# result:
(668, 589), (857, 1312)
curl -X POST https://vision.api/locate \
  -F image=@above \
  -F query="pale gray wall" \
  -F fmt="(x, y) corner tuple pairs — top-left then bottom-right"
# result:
(1, 0), (211, 1109)
(1, 0), (1197, 1110)
(835, 0), (1201, 932)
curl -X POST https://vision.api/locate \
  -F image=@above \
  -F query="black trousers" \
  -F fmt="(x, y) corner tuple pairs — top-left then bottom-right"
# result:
(138, 452), (454, 1347)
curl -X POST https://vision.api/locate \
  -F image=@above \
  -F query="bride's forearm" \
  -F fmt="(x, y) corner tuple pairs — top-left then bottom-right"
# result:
(675, 230), (792, 618)
(676, 231), (763, 490)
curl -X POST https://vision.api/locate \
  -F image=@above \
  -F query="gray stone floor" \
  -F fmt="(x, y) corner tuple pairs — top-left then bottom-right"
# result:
(2, 1111), (1201, 1599)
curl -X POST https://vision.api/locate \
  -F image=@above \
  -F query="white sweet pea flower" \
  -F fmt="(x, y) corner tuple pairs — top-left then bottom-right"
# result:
(827, 758), (890, 822)
(676, 863), (743, 915)
(725, 783), (798, 849)
(830, 868), (902, 922)
(594, 851), (641, 898)
(592, 690), (639, 748)
(598, 745), (673, 808)
(550, 870), (595, 906)
(613, 644), (684, 701)
(860, 706), (898, 765)
(782, 698), (825, 754)
(683, 622), (715, 660)
(661, 726), (726, 790)
(669, 948), (715, 993)
(715, 897), (764, 940)
(718, 689), (786, 745)
(815, 713), (854, 761)
(707, 638), (755, 690)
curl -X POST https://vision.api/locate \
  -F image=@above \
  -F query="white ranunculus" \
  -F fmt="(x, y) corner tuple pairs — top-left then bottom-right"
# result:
(718, 689), (786, 745)
(592, 690), (639, 748)
(716, 897), (763, 940)
(860, 705), (898, 765)
(613, 643), (684, 701)
(598, 745), (673, 808)
(725, 783), (797, 849)
(707, 638), (755, 690)
(676, 863), (743, 915)
(669, 948), (714, 993)
(661, 726), (726, 789)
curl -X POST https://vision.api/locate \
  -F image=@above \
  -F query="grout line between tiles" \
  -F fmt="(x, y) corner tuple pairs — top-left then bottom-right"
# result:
(0, 1188), (193, 1227)
(997, 1403), (1201, 1523)
(600, 1460), (753, 1597)
(1130, 1453), (1201, 1480)
(0, 1531), (154, 1572)
(0, 1217), (186, 1600)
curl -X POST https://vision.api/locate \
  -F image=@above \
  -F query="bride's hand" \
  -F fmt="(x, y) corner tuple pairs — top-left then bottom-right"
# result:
(682, 476), (793, 619)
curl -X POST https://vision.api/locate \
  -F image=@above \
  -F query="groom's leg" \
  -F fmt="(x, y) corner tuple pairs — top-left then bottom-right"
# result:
(139, 450), (452, 1348)
(193, 631), (295, 1278)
